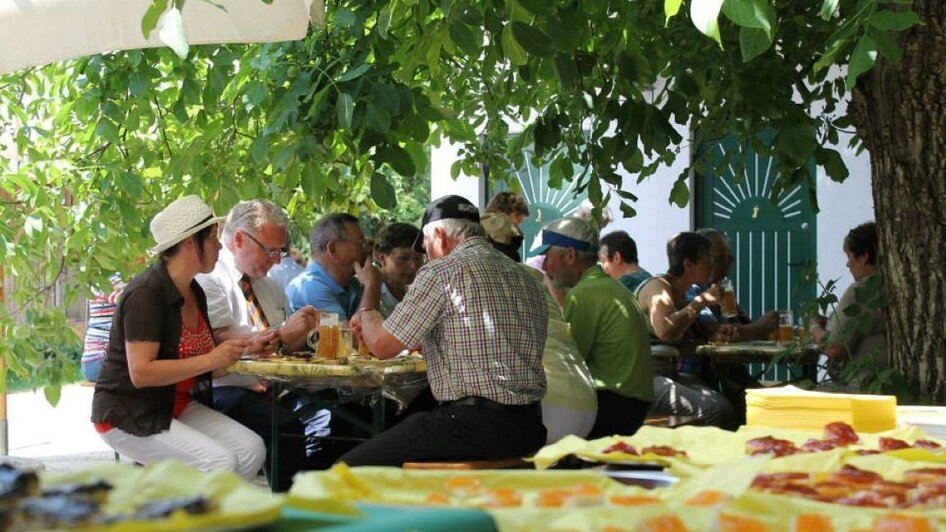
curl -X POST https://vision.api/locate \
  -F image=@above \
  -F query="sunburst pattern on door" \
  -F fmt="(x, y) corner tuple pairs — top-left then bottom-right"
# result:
(697, 135), (818, 382)
(712, 143), (804, 223)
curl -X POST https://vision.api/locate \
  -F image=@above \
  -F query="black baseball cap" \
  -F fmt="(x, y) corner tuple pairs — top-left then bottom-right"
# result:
(412, 195), (481, 252)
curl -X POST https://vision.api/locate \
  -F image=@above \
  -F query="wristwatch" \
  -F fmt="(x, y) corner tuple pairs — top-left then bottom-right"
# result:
(305, 328), (319, 350)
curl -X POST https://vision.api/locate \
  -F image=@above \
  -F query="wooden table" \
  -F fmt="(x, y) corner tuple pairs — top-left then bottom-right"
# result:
(229, 355), (428, 487)
(695, 341), (820, 382)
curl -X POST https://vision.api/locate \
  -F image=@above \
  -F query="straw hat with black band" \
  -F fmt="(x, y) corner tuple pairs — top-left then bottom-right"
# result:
(149, 195), (225, 255)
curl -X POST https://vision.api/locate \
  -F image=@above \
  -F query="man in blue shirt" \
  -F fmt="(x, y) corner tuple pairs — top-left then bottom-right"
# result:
(287, 213), (366, 320)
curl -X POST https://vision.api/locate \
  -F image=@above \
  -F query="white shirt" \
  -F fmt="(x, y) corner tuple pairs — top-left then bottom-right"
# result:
(197, 247), (290, 387)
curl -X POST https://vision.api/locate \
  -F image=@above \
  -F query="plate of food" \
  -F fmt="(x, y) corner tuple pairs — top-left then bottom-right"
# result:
(0, 459), (282, 530)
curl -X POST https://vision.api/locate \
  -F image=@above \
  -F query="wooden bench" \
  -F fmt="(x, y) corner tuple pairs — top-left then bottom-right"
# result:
(403, 457), (529, 470)
(643, 415), (700, 428)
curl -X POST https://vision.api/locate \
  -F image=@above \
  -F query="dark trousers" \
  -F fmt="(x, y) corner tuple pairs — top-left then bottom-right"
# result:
(339, 401), (547, 467)
(213, 386), (330, 491)
(589, 390), (650, 438)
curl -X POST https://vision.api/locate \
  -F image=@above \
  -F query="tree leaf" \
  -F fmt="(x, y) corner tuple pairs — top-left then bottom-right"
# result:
(23, 215), (43, 236)
(620, 202), (638, 218)
(511, 22), (554, 58)
(366, 102), (391, 132)
(370, 172), (398, 209)
(141, 0), (169, 38)
(739, 26), (772, 62)
(665, 0), (683, 25)
(250, 135), (268, 164)
(377, 5), (393, 39)
(517, 0), (554, 16)
(819, 0), (839, 20)
(157, 6), (189, 59)
(244, 80), (267, 107)
(669, 177), (689, 207)
(870, 10), (922, 31)
(870, 28), (903, 63)
(690, 0), (725, 47)
(338, 63), (371, 82)
(548, 11), (581, 52)
(816, 147), (850, 182)
(813, 39), (846, 75)
(301, 163), (325, 199)
(374, 145), (416, 176)
(846, 35), (878, 90)
(501, 23), (529, 65)
(43, 384), (61, 407)
(722, 0), (775, 36)
(336, 92), (355, 129)
(449, 21), (480, 55)
(553, 54), (579, 89)
(777, 123), (817, 163)
(129, 73), (150, 98)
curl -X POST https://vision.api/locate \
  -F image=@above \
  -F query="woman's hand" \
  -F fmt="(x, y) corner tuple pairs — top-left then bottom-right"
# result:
(207, 339), (250, 370)
(694, 284), (721, 309)
(244, 328), (280, 357)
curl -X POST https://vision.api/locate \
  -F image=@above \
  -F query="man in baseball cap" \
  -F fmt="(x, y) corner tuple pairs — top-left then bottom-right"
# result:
(344, 195), (549, 466)
(540, 216), (655, 437)
(411, 194), (480, 253)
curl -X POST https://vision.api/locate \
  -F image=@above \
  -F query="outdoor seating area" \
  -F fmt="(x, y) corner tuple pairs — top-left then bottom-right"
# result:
(1, 1), (943, 531)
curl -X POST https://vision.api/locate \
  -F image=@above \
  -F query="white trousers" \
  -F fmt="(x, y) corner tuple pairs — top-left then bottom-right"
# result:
(100, 401), (266, 481)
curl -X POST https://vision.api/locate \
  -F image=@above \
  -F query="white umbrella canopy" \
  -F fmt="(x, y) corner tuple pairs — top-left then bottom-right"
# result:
(0, 0), (318, 76)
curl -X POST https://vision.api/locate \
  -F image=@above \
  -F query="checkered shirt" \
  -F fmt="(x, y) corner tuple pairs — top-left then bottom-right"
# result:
(383, 237), (547, 404)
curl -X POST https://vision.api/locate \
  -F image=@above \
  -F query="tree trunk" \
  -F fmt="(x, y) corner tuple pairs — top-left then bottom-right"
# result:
(849, 1), (946, 402)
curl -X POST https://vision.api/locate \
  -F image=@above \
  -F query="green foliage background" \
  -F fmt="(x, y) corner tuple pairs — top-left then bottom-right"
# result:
(0, 0), (919, 400)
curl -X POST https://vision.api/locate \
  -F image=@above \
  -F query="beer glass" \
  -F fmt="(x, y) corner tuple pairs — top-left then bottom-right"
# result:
(777, 310), (794, 344)
(317, 312), (340, 359)
(357, 334), (372, 357)
(339, 325), (353, 358)
(720, 278), (738, 318)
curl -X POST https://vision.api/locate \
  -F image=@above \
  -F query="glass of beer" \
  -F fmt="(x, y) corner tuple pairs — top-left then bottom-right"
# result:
(720, 278), (737, 318)
(357, 334), (372, 357)
(777, 310), (794, 344)
(796, 317), (809, 345)
(317, 312), (340, 359)
(339, 325), (353, 358)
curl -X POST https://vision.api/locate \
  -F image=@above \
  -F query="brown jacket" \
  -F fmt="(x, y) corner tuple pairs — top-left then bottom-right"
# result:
(91, 260), (213, 436)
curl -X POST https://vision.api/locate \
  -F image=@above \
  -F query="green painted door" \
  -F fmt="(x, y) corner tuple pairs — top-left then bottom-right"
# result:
(695, 135), (818, 381)
(490, 154), (587, 260)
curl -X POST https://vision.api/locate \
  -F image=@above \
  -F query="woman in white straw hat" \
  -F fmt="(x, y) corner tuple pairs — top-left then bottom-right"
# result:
(91, 195), (266, 479)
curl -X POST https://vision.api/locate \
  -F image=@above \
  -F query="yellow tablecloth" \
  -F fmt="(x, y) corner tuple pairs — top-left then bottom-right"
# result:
(229, 355), (428, 407)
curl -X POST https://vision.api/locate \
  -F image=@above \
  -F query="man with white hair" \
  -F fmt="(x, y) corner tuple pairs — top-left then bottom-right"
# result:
(196, 199), (323, 490)
(539, 217), (655, 437)
(344, 195), (549, 466)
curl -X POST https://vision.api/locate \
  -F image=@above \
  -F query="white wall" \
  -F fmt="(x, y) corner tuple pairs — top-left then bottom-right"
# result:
(430, 140), (484, 206)
(815, 134), (874, 290)
(429, 120), (875, 296)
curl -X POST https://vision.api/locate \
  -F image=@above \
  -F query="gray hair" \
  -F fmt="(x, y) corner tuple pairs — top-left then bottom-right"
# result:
(422, 218), (485, 244)
(222, 199), (289, 243)
(696, 227), (731, 246)
(310, 213), (360, 254)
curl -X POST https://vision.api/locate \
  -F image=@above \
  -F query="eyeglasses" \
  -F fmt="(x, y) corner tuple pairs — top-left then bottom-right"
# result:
(337, 238), (368, 249)
(244, 231), (286, 259)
